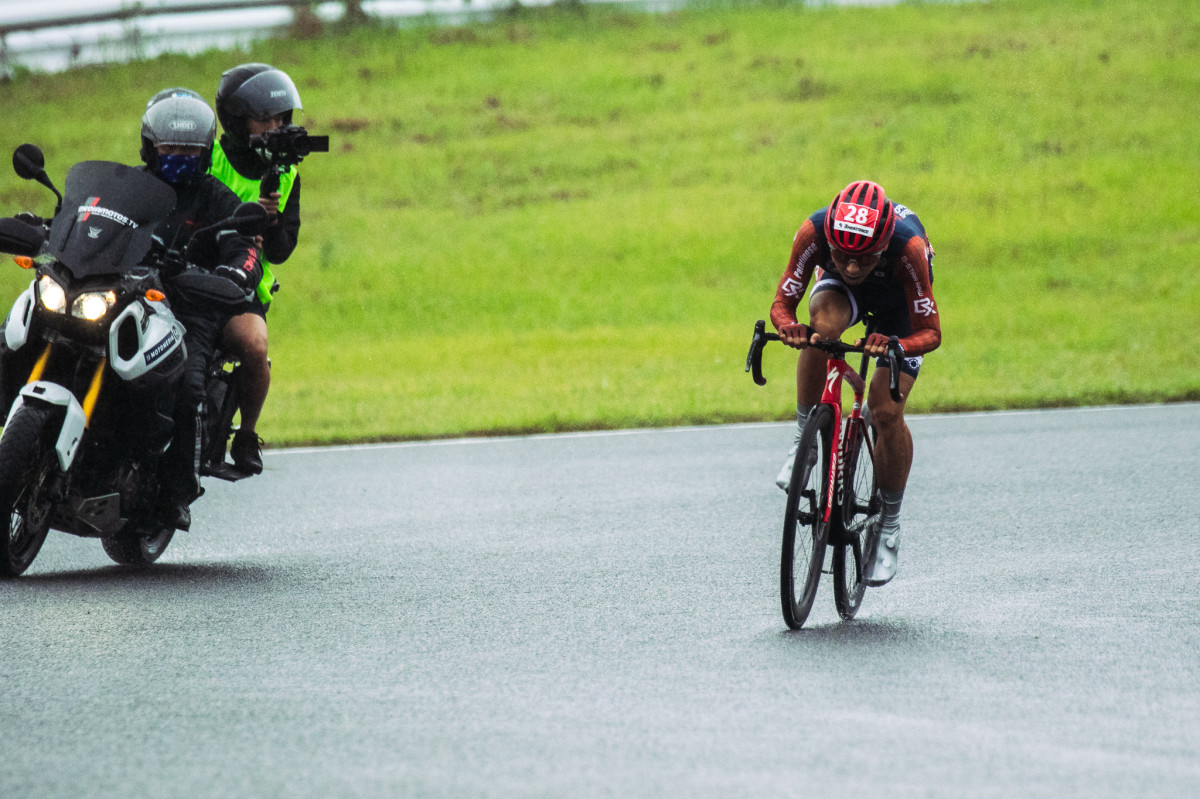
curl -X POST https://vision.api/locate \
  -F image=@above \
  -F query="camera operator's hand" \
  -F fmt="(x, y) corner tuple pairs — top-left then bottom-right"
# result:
(258, 191), (281, 223)
(215, 264), (253, 290)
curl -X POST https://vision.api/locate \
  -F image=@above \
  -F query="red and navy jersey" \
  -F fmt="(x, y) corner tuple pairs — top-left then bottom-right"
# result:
(770, 203), (941, 356)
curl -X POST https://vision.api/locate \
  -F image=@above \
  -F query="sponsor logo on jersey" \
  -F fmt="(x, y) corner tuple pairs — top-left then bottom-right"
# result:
(913, 297), (937, 317)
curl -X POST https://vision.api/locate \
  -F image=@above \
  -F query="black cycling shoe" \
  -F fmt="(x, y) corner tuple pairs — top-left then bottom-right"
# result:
(231, 429), (264, 475)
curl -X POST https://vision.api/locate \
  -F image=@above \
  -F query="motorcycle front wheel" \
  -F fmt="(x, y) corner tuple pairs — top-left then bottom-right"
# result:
(0, 405), (58, 577)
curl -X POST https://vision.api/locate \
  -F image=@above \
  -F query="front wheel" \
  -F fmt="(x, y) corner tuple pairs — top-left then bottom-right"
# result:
(781, 404), (833, 630)
(833, 411), (878, 619)
(0, 405), (59, 577)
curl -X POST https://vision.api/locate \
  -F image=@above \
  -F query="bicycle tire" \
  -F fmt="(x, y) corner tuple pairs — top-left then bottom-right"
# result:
(833, 410), (877, 619)
(781, 403), (833, 630)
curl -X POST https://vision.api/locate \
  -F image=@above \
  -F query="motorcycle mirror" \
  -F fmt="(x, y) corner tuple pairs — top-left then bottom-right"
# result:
(12, 144), (63, 216)
(12, 144), (45, 181)
(231, 202), (269, 235)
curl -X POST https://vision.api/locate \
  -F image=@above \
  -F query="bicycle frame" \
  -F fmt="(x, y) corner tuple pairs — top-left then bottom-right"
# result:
(817, 355), (869, 527)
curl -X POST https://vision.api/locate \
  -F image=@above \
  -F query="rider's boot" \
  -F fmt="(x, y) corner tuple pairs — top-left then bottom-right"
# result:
(775, 403), (813, 490)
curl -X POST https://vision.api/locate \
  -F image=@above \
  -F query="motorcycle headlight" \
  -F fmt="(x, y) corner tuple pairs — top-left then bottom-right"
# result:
(38, 275), (67, 314)
(72, 290), (118, 322)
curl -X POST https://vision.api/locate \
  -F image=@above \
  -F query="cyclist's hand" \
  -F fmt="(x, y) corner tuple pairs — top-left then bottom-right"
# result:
(779, 323), (812, 349)
(857, 332), (891, 357)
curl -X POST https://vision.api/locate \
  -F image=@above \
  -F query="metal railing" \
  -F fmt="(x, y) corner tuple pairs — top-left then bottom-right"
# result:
(0, 1), (372, 74)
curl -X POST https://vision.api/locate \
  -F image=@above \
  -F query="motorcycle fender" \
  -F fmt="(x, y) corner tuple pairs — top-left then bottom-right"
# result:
(108, 300), (186, 381)
(5, 382), (87, 471)
(3, 281), (37, 352)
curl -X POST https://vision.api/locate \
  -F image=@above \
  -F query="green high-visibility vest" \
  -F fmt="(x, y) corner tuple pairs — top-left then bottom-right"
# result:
(209, 142), (297, 306)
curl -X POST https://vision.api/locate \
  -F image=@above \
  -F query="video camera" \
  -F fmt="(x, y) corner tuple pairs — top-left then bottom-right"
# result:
(250, 124), (330, 169)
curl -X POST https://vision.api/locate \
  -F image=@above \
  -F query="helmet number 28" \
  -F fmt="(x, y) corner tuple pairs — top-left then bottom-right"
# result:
(839, 203), (877, 227)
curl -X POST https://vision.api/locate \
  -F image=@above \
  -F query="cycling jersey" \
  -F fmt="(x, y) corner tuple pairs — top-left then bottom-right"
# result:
(770, 203), (941, 358)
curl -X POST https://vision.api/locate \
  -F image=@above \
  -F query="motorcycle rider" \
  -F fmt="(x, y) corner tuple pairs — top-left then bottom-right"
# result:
(209, 63), (307, 475)
(140, 88), (261, 530)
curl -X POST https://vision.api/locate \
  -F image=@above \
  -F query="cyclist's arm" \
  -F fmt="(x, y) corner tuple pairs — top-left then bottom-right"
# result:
(769, 220), (821, 332)
(893, 235), (941, 356)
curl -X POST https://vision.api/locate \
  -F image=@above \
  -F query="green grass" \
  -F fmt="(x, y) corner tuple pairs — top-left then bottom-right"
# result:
(1, 0), (1198, 444)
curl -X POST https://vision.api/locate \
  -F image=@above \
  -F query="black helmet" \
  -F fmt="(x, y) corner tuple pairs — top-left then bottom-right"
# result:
(215, 63), (303, 142)
(139, 88), (217, 173)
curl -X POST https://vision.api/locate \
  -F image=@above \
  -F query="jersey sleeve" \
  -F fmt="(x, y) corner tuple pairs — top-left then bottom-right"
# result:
(261, 173), (301, 264)
(893, 236), (941, 356)
(769, 219), (822, 331)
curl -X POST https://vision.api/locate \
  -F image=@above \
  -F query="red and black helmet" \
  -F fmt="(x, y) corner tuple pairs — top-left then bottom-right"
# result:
(824, 180), (895, 254)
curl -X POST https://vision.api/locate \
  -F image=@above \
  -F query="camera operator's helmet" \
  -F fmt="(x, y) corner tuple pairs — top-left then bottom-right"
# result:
(824, 180), (896, 254)
(140, 88), (217, 183)
(215, 63), (303, 142)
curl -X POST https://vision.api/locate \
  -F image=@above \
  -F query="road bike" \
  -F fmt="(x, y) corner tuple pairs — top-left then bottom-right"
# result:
(746, 318), (902, 629)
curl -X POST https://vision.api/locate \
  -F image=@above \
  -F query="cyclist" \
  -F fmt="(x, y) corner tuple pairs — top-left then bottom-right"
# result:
(769, 180), (941, 586)
(209, 62), (307, 475)
(140, 88), (261, 530)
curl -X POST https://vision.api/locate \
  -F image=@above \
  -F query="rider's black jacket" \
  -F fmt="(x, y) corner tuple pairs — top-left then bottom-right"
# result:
(150, 170), (259, 504)
(216, 134), (302, 265)
(147, 168), (262, 293)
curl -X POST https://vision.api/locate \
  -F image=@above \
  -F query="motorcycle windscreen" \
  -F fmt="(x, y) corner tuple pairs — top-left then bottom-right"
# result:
(47, 161), (176, 278)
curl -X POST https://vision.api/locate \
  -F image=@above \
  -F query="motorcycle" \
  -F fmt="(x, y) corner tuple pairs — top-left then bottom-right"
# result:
(0, 144), (266, 576)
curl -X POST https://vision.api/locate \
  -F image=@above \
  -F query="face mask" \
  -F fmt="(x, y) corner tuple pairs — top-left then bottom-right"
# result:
(157, 153), (202, 185)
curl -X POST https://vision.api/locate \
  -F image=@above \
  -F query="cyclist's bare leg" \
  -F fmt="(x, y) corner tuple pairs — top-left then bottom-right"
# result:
(863, 368), (915, 585)
(796, 288), (853, 404)
(774, 289), (853, 490)
(867, 367), (915, 493)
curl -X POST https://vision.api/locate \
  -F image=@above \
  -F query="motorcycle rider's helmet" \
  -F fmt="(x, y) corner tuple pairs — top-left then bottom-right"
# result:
(824, 180), (896, 254)
(140, 88), (217, 186)
(215, 63), (303, 143)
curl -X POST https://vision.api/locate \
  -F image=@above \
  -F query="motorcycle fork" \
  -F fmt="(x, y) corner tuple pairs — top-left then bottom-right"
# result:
(25, 343), (106, 427)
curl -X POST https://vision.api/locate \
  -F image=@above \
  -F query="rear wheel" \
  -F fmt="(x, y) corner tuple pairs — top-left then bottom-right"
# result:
(781, 404), (833, 630)
(101, 525), (174, 566)
(0, 405), (59, 577)
(833, 411), (878, 619)
(202, 363), (238, 472)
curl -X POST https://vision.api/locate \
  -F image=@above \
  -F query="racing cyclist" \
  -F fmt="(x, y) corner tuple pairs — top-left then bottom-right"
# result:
(769, 180), (941, 586)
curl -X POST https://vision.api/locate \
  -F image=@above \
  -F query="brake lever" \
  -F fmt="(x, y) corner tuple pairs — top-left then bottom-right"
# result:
(745, 320), (779, 386)
(886, 336), (903, 403)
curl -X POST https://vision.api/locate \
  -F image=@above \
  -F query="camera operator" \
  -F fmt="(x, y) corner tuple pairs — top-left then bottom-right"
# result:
(209, 62), (308, 474)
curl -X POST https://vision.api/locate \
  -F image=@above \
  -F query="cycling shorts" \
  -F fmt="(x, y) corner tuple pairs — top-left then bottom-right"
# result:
(810, 272), (923, 379)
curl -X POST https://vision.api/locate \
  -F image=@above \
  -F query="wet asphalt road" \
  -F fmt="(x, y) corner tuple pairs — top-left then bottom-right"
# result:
(1, 404), (1197, 798)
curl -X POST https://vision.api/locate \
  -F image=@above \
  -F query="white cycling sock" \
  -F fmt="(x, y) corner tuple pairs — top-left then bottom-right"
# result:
(880, 488), (904, 535)
(791, 403), (814, 447)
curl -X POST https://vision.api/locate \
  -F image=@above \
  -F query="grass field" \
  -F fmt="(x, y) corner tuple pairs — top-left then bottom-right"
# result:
(1, 0), (1197, 444)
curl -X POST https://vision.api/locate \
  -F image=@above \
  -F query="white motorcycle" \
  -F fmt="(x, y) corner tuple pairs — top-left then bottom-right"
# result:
(0, 144), (264, 575)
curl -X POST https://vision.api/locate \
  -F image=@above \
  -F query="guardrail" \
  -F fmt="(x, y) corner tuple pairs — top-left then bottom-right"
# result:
(0, 1), (369, 74)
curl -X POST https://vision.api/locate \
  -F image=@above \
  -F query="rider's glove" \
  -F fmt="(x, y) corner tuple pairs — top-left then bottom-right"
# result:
(864, 333), (892, 352)
(779, 323), (812, 345)
(14, 212), (46, 228)
(214, 264), (252, 290)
